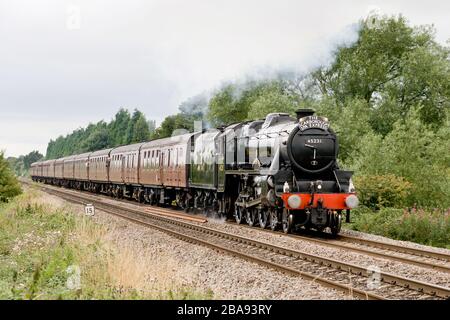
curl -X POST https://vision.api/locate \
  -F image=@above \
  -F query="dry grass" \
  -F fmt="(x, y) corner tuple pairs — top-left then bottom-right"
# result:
(0, 187), (211, 299)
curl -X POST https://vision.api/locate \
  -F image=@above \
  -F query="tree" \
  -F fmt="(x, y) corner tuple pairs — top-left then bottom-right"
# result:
(148, 120), (156, 135)
(207, 80), (300, 126)
(151, 113), (199, 139)
(81, 127), (111, 151)
(23, 151), (43, 169)
(351, 110), (450, 208)
(7, 151), (44, 176)
(132, 113), (151, 143)
(0, 152), (22, 202)
(207, 84), (250, 126)
(247, 82), (299, 119)
(312, 14), (449, 134)
(109, 108), (131, 146)
(125, 109), (152, 144)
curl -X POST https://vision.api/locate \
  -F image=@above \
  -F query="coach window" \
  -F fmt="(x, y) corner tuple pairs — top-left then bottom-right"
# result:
(148, 151), (152, 167)
(175, 148), (178, 167)
(173, 149), (176, 167)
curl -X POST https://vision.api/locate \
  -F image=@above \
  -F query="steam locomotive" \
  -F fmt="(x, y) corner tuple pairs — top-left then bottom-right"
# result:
(31, 109), (358, 235)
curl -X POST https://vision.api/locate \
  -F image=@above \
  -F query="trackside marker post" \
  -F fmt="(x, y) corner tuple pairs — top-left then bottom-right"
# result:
(85, 203), (95, 216)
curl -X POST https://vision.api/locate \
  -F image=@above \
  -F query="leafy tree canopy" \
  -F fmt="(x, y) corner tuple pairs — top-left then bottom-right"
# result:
(45, 108), (155, 159)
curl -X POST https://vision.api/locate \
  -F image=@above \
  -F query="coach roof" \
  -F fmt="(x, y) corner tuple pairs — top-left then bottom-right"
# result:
(89, 148), (114, 157)
(110, 143), (145, 154)
(141, 133), (194, 149)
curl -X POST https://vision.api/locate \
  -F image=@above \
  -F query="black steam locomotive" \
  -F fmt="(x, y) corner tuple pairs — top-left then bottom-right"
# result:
(222, 109), (358, 235)
(32, 109), (358, 235)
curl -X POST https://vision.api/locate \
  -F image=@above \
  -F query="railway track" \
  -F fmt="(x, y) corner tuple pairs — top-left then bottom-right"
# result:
(25, 181), (450, 300)
(234, 223), (450, 274)
(84, 186), (450, 274)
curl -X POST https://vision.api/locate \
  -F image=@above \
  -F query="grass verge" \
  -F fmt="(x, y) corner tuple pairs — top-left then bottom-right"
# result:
(0, 187), (212, 299)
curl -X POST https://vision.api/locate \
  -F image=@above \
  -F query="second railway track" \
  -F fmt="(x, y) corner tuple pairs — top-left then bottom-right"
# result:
(233, 222), (450, 274)
(25, 181), (450, 300)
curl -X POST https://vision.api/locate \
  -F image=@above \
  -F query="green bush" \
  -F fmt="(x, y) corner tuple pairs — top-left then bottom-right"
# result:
(349, 111), (450, 208)
(351, 206), (450, 248)
(0, 152), (22, 202)
(354, 174), (412, 209)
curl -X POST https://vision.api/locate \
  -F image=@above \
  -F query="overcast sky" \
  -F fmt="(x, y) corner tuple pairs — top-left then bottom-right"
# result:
(0, 0), (449, 158)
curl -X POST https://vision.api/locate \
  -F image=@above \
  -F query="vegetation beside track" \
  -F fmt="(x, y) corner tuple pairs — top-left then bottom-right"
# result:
(0, 152), (22, 202)
(347, 206), (450, 249)
(0, 188), (212, 300)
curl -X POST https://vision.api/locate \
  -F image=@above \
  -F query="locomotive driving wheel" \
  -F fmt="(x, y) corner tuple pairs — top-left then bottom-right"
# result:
(258, 208), (269, 229)
(269, 209), (279, 231)
(330, 211), (342, 236)
(235, 206), (245, 224)
(137, 189), (145, 203)
(246, 208), (257, 227)
(175, 192), (186, 210)
(282, 208), (293, 234)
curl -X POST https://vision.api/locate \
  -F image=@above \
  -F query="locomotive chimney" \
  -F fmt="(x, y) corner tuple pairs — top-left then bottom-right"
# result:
(295, 109), (315, 120)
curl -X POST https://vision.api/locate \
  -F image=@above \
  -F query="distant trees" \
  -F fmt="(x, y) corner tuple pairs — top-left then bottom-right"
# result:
(7, 151), (44, 177)
(0, 152), (22, 202)
(45, 108), (155, 159)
